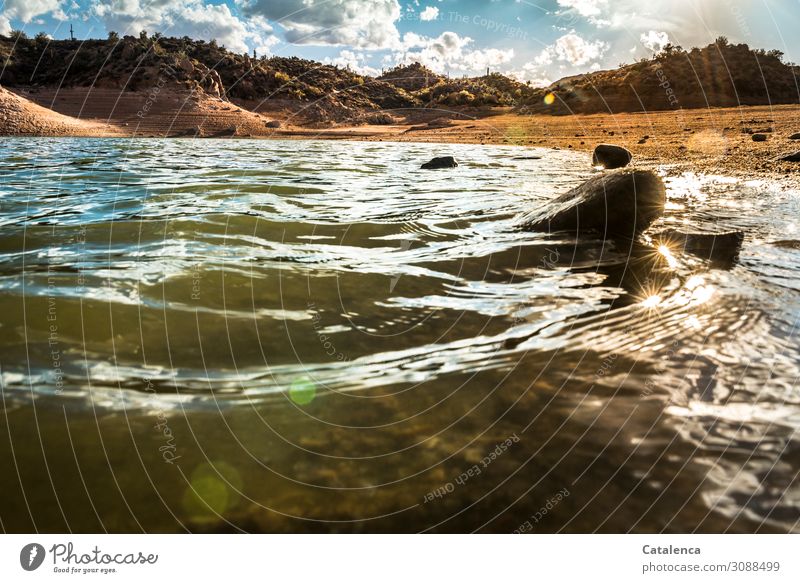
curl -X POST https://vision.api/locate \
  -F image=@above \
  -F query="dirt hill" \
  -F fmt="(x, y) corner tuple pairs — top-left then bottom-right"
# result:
(0, 85), (121, 136)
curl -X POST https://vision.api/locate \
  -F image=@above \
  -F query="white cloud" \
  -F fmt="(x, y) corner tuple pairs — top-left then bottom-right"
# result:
(323, 49), (379, 76)
(508, 64), (552, 87)
(91, 0), (277, 54)
(536, 33), (608, 67)
(419, 6), (438, 21)
(241, 0), (402, 49)
(391, 31), (514, 75)
(640, 30), (670, 53)
(0, 15), (10, 35)
(1, 0), (65, 23)
(557, 0), (608, 18)
(517, 32), (606, 84)
(574, 0), (757, 50)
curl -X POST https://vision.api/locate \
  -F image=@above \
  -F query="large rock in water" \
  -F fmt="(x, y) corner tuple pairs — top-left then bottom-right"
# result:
(421, 156), (458, 170)
(592, 144), (632, 169)
(519, 170), (666, 237)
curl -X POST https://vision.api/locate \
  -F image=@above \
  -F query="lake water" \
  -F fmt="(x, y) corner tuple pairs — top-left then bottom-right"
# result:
(1, 137), (799, 533)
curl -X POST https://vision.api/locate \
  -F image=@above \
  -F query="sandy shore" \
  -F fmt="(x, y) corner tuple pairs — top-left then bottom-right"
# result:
(351, 105), (800, 181)
(3, 86), (800, 181)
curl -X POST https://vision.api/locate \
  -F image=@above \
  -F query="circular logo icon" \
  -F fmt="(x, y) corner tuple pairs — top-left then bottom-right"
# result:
(20, 543), (46, 571)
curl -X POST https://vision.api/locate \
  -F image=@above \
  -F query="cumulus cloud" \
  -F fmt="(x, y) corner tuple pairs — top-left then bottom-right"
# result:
(536, 33), (608, 67)
(0, 15), (10, 35)
(240, 0), (401, 48)
(419, 6), (438, 22)
(323, 49), (379, 76)
(1, 0), (65, 23)
(640, 30), (670, 53)
(91, 0), (277, 54)
(391, 31), (514, 74)
(517, 32), (607, 85)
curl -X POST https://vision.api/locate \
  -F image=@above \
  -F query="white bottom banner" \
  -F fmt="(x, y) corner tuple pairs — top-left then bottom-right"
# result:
(0, 535), (796, 582)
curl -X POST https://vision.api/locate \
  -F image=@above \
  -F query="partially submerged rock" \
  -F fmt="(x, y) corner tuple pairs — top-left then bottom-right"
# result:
(519, 170), (666, 237)
(421, 156), (458, 170)
(658, 229), (744, 262)
(771, 240), (800, 249)
(592, 144), (632, 169)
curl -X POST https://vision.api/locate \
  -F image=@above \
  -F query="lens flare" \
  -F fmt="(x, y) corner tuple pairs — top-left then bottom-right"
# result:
(642, 294), (662, 309)
(543, 92), (556, 105)
(290, 377), (317, 405)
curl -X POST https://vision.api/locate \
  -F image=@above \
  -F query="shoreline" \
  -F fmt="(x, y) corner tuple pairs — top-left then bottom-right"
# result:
(3, 86), (800, 184)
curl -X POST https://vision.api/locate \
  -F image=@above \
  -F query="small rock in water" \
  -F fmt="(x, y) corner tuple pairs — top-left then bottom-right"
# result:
(519, 169), (665, 237)
(752, 133), (768, 142)
(421, 156), (458, 170)
(777, 150), (800, 162)
(592, 144), (632, 169)
(658, 229), (744, 262)
(789, 133), (800, 140)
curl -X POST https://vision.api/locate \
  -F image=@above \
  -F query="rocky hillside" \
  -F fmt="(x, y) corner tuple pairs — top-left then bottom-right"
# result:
(0, 33), (536, 123)
(379, 64), (537, 107)
(2, 33), (798, 122)
(0, 32), (418, 123)
(519, 38), (800, 114)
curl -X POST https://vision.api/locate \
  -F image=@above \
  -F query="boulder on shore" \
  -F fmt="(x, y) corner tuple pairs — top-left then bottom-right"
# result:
(592, 144), (632, 169)
(519, 169), (666, 237)
(421, 156), (458, 170)
(777, 150), (800, 162)
(752, 133), (768, 142)
(789, 133), (800, 140)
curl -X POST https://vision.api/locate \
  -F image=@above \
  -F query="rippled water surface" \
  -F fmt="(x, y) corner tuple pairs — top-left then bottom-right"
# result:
(1, 137), (799, 532)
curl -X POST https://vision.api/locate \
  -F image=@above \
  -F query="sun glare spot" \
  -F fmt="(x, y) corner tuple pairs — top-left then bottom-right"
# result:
(642, 295), (662, 309)
(543, 92), (556, 105)
(658, 244), (679, 269)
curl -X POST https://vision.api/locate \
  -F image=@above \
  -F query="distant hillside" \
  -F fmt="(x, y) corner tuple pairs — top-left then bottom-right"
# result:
(380, 64), (538, 107)
(2, 33), (798, 123)
(0, 33), (536, 124)
(378, 63), (443, 92)
(519, 38), (800, 114)
(0, 33), (420, 123)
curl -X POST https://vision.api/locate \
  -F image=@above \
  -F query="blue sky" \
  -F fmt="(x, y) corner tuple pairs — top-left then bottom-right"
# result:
(1, 0), (798, 85)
